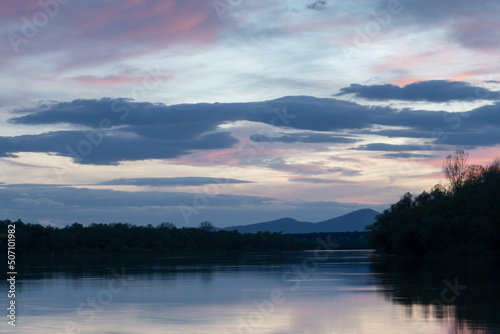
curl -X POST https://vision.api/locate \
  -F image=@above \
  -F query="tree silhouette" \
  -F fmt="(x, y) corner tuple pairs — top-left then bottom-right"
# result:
(158, 222), (176, 229)
(0, 219), (301, 253)
(368, 152), (500, 256)
(198, 221), (215, 231)
(442, 150), (469, 192)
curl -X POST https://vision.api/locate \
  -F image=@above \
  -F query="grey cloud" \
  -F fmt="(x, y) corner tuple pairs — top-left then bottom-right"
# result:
(336, 80), (500, 102)
(0, 183), (65, 188)
(0, 186), (275, 209)
(288, 178), (355, 184)
(98, 177), (254, 187)
(444, 130), (500, 147)
(307, 1), (328, 11)
(3, 95), (500, 165)
(328, 168), (362, 177)
(355, 143), (449, 152)
(249, 132), (358, 144)
(381, 153), (434, 159)
(0, 130), (237, 165)
(361, 129), (432, 139)
(9, 96), (385, 132)
(11, 197), (64, 207)
(255, 157), (325, 175)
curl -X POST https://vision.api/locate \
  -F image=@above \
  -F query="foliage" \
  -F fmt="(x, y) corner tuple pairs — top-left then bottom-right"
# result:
(0, 220), (301, 254)
(198, 221), (215, 231)
(367, 151), (500, 256)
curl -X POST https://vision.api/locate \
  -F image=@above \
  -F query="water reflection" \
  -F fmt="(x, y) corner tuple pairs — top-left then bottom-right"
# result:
(2, 251), (499, 333)
(371, 256), (500, 334)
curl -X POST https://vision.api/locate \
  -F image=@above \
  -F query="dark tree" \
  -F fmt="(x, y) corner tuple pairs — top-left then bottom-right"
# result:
(442, 150), (469, 192)
(198, 221), (215, 231)
(369, 152), (500, 256)
(0, 219), (301, 254)
(158, 222), (176, 229)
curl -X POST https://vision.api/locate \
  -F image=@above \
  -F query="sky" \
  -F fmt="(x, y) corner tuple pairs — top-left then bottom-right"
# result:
(1, 0), (499, 228)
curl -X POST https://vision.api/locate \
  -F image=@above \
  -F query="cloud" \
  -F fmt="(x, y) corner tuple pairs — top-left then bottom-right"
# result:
(1, 1), (221, 65)
(335, 80), (500, 102)
(264, 158), (326, 175)
(70, 74), (173, 87)
(381, 153), (435, 159)
(0, 186), (275, 209)
(4, 95), (500, 165)
(0, 183), (64, 188)
(370, 0), (500, 51)
(9, 96), (380, 132)
(288, 177), (355, 184)
(249, 132), (358, 144)
(10, 197), (63, 207)
(98, 177), (254, 187)
(355, 143), (449, 152)
(0, 130), (238, 165)
(307, 1), (328, 11)
(328, 168), (362, 177)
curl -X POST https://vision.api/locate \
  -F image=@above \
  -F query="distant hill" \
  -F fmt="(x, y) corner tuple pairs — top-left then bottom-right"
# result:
(222, 209), (380, 233)
(314, 209), (381, 232)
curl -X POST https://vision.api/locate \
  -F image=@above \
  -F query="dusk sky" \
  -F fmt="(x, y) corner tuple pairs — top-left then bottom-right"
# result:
(1, 0), (499, 227)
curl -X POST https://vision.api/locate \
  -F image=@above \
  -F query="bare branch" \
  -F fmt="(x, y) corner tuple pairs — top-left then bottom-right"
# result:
(442, 150), (469, 192)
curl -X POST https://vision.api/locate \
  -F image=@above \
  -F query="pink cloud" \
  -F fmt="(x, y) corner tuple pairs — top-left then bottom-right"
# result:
(3, 1), (222, 74)
(69, 1), (219, 46)
(69, 1), (218, 46)
(392, 76), (435, 87)
(169, 147), (247, 167)
(449, 68), (499, 82)
(375, 47), (452, 75)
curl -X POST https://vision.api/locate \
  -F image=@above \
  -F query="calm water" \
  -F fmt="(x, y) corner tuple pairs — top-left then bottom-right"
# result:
(3, 250), (500, 333)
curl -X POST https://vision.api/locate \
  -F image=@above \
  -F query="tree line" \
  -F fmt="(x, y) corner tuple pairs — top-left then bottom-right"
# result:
(368, 151), (500, 256)
(0, 220), (301, 254)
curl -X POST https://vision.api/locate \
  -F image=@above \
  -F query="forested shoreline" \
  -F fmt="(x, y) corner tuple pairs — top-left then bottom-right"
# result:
(368, 151), (500, 257)
(0, 220), (303, 253)
(0, 218), (374, 254)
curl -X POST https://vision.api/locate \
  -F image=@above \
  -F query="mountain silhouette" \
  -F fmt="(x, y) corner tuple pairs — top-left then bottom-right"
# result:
(222, 209), (380, 233)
